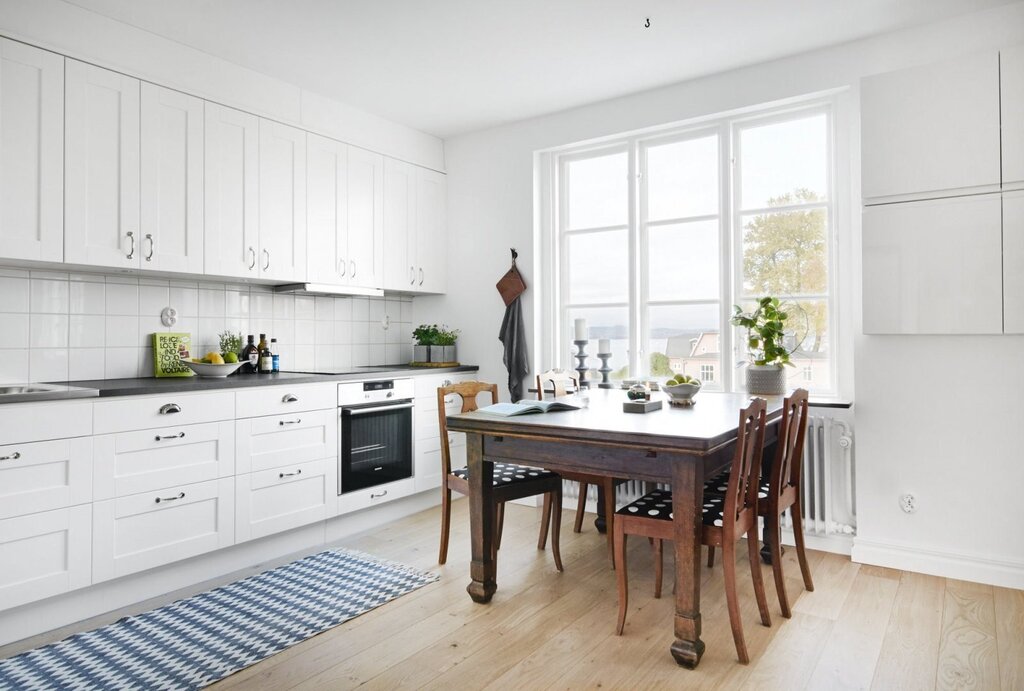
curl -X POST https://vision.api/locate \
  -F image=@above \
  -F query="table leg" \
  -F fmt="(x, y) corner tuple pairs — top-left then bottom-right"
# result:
(670, 457), (705, 668)
(466, 433), (496, 603)
(594, 482), (608, 534)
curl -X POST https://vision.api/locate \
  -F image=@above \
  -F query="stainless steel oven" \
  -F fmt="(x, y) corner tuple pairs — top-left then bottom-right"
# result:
(338, 379), (415, 495)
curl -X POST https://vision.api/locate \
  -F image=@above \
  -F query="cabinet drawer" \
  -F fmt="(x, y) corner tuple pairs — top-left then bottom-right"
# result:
(414, 373), (475, 401)
(0, 438), (93, 519)
(0, 401), (92, 443)
(93, 477), (234, 582)
(94, 391), (235, 434)
(235, 408), (337, 473)
(234, 383), (335, 418)
(93, 421), (235, 500)
(0, 505), (92, 610)
(235, 458), (333, 542)
(337, 477), (415, 516)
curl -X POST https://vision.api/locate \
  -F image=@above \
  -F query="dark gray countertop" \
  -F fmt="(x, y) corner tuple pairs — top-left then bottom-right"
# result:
(48, 365), (479, 398)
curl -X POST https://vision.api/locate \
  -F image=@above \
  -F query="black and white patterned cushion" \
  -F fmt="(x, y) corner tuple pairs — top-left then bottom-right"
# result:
(450, 462), (555, 486)
(616, 489), (730, 527)
(703, 472), (769, 500)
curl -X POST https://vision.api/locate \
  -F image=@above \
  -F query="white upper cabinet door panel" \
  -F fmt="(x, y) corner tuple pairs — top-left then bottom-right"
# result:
(383, 157), (415, 291)
(1004, 191), (1024, 333)
(861, 51), (1000, 201)
(347, 147), (384, 289)
(862, 194), (1003, 334)
(140, 83), (204, 274)
(204, 103), (259, 279)
(258, 119), (306, 282)
(0, 39), (63, 262)
(1002, 45), (1024, 187)
(416, 167), (447, 294)
(306, 133), (348, 285)
(65, 60), (141, 268)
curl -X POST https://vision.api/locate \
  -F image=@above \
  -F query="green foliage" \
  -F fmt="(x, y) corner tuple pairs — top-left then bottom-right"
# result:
(731, 297), (794, 367)
(218, 331), (243, 356)
(649, 352), (673, 377)
(414, 323), (459, 346)
(435, 325), (460, 346)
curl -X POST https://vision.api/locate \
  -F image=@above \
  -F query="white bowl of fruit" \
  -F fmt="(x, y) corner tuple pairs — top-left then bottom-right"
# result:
(663, 374), (702, 406)
(180, 351), (243, 378)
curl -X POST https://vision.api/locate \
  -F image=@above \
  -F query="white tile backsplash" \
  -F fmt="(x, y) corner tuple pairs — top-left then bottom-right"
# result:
(0, 313), (30, 349)
(0, 275), (30, 312)
(105, 283), (139, 316)
(139, 284), (169, 317)
(70, 281), (106, 315)
(30, 314), (68, 348)
(30, 278), (69, 314)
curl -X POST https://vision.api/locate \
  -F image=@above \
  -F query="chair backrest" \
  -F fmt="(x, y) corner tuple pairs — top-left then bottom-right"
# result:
(722, 398), (768, 530)
(768, 388), (810, 503)
(436, 381), (498, 475)
(535, 369), (580, 400)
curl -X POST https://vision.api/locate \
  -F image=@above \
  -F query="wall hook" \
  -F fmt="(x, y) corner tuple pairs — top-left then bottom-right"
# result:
(644, 17), (651, 28)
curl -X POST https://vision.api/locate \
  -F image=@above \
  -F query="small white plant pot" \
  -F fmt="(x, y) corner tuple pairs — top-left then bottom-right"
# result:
(745, 364), (787, 395)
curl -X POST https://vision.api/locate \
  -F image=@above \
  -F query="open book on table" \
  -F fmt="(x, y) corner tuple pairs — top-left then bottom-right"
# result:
(476, 399), (581, 416)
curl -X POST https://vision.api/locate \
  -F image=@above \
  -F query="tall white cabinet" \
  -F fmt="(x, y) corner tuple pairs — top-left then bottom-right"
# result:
(307, 133), (349, 284)
(347, 147), (384, 289)
(383, 157), (447, 293)
(258, 119), (307, 282)
(0, 39), (64, 262)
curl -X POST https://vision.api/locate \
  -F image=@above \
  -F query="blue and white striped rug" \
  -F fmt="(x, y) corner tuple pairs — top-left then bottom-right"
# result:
(0, 549), (437, 690)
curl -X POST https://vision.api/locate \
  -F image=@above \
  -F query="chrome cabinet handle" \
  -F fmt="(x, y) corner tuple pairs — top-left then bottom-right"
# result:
(126, 231), (135, 259)
(0, 451), (21, 461)
(409, 267), (415, 285)
(279, 418), (302, 426)
(279, 469), (302, 478)
(339, 258), (346, 277)
(155, 491), (185, 504)
(154, 432), (185, 441)
(145, 233), (154, 261)
(282, 394), (299, 403)
(248, 247), (256, 270)
(418, 267), (424, 285)
(159, 403), (182, 415)
(262, 249), (270, 271)
(350, 260), (356, 278)
(370, 489), (388, 499)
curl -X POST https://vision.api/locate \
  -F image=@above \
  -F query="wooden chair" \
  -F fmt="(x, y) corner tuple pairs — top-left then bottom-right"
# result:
(613, 398), (772, 664)
(535, 370), (617, 550)
(706, 389), (814, 617)
(436, 380), (563, 571)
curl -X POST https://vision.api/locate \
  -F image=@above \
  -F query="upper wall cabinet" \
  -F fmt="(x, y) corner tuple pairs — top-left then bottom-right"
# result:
(1003, 45), (1024, 188)
(140, 83), (204, 273)
(204, 103), (259, 279)
(416, 167), (447, 294)
(347, 147), (384, 289)
(1004, 191), (1024, 334)
(383, 157), (447, 293)
(0, 39), (63, 262)
(258, 119), (306, 282)
(64, 60), (141, 268)
(861, 51), (1000, 202)
(307, 133), (349, 285)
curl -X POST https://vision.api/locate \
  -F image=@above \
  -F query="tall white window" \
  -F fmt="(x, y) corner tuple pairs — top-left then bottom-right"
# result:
(547, 100), (838, 394)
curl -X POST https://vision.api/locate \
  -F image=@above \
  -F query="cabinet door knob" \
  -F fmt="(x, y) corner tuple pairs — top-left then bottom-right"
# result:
(155, 491), (185, 503)
(282, 394), (299, 403)
(410, 267), (415, 285)
(159, 403), (182, 415)
(263, 249), (270, 271)
(145, 233), (154, 261)
(0, 451), (21, 462)
(418, 267), (424, 286)
(248, 247), (256, 270)
(339, 258), (347, 277)
(350, 260), (356, 278)
(126, 231), (135, 259)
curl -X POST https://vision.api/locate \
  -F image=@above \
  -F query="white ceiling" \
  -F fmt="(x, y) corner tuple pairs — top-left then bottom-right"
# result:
(66, 0), (1013, 138)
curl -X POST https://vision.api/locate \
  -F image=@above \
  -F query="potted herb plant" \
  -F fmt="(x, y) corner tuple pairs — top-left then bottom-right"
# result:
(412, 324), (439, 363)
(731, 297), (794, 395)
(434, 325), (460, 364)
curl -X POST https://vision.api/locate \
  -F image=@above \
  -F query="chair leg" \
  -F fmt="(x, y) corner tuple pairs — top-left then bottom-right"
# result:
(769, 513), (791, 618)
(614, 523), (628, 635)
(791, 500), (815, 592)
(707, 545), (715, 568)
(573, 482), (588, 533)
(721, 541), (748, 664)
(653, 538), (664, 598)
(495, 501), (506, 550)
(747, 528), (772, 628)
(537, 494), (550, 549)
(603, 478), (616, 560)
(438, 487), (452, 564)
(551, 488), (564, 572)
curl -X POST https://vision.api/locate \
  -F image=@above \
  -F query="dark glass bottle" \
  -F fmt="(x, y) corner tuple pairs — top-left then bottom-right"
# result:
(258, 337), (273, 374)
(241, 335), (258, 374)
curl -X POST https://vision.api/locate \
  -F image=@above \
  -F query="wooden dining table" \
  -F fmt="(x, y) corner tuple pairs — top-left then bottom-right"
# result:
(446, 388), (783, 669)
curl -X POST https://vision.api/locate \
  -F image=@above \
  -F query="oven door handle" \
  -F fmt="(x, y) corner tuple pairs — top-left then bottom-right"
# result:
(342, 402), (415, 416)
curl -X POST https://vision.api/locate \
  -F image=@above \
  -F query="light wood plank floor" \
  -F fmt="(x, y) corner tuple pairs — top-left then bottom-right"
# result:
(209, 500), (1021, 690)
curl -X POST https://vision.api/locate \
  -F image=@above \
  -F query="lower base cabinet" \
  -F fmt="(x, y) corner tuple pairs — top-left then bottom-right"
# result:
(92, 478), (235, 582)
(235, 458), (334, 542)
(0, 505), (92, 610)
(337, 477), (416, 515)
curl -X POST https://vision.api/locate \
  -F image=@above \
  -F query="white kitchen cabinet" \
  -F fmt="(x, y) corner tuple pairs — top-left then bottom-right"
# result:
(0, 505), (91, 610)
(204, 103), (259, 279)
(307, 133), (350, 284)
(383, 160), (448, 293)
(347, 146), (385, 289)
(235, 408), (337, 474)
(0, 437), (92, 520)
(1004, 192), (1024, 334)
(0, 39), (64, 262)
(862, 194), (1003, 334)
(235, 458), (333, 542)
(1003, 45), (1024, 188)
(234, 382), (336, 418)
(140, 83), (204, 273)
(259, 118), (306, 282)
(861, 51), (1001, 202)
(93, 477), (235, 582)
(337, 477), (416, 516)
(64, 60), (141, 268)
(0, 400), (92, 444)
(416, 167), (447, 293)
(94, 390), (235, 435)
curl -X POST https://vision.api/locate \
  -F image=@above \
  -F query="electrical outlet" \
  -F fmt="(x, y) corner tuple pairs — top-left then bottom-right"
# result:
(899, 493), (917, 514)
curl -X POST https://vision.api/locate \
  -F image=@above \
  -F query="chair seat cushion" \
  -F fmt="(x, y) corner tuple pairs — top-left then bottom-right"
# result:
(703, 472), (769, 500)
(616, 489), (729, 527)
(450, 462), (556, 486)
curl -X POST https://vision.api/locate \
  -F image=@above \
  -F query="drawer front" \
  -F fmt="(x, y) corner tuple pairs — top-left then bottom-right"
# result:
(337, 477), (415, 516)
(0, 505), (92, 610)
(92, 478), (235, 583)
(0, 401), (92, 443)
(0, 438), (93, 519)
(235, 408), (337, 474)
(94, 391), (235, 434)
(93, 421), (235, 500)
(235, 458), (332, 542)
(234, 383), (336, 418)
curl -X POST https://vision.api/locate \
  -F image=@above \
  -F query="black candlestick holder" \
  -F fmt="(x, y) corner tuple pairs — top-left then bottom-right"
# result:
(597, 352), (613, 389)
(573, 339), (589, 388)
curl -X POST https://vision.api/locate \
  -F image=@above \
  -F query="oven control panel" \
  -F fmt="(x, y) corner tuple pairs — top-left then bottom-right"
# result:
(338, 378), (414, 405)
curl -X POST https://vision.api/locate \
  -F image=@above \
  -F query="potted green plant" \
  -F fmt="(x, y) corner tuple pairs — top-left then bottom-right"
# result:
(434, 325), (460, 364)
(412, 324), (439, 363)
(731, 297), (794, 395)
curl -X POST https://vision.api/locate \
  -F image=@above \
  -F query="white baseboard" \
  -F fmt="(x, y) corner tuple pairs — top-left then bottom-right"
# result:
(852, 537), (1024, 590)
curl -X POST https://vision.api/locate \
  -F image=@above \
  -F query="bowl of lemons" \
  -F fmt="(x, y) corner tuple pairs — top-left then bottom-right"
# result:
(180, 351), (242, 378)
(663, 374), (702, 406)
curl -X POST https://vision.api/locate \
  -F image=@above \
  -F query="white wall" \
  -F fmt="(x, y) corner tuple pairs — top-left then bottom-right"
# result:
(417, 2), (1024, 588)
(0, 0), (444, 171)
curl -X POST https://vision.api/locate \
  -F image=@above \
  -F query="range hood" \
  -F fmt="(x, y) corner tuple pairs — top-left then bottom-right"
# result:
(274, 283), (384, 298)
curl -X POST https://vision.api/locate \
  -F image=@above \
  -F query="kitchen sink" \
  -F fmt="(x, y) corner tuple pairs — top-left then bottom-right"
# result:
(0, 383), (100, 403)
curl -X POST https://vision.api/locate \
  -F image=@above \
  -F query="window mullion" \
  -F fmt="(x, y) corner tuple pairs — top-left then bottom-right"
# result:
(629, 137), (642, 379)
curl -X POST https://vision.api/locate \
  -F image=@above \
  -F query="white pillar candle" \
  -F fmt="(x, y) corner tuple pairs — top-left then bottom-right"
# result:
(598, 338), (611, 354)
(574, 318), (588, 341)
